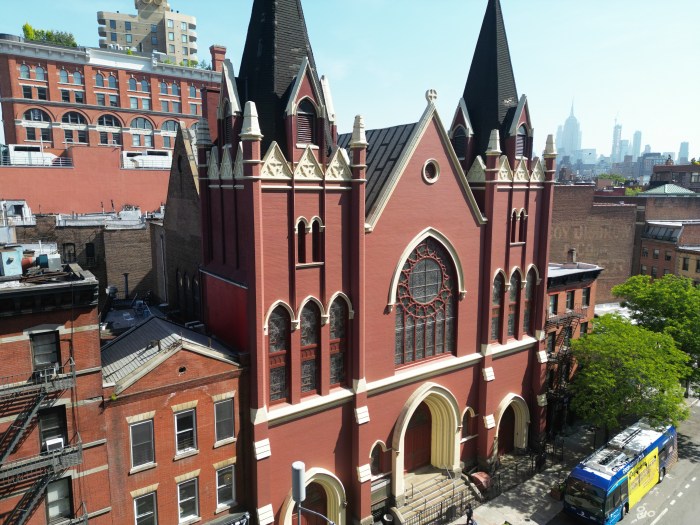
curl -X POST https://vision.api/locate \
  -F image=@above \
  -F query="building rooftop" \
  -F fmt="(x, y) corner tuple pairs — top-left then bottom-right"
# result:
(547, 261), (603, 279)
(101, 316), (238, 393)
(641, 183), (696, 196)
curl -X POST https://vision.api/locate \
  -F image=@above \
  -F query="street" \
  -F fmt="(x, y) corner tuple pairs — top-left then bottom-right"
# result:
(547, 402), (700, 525)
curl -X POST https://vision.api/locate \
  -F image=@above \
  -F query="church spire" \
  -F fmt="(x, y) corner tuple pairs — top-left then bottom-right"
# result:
(237, 0), (325, 155)
(570, 100), (575, 117)
(463, 0), (519, 158)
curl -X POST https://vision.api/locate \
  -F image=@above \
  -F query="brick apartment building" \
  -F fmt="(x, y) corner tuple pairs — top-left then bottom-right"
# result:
(0, 261), (110, 525)
(639, 220), (700, 280)
(0, 32), (223, 213)
(650, 163), (700, 193)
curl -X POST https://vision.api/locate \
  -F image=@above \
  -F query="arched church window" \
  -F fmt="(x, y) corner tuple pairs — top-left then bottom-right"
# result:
(491, 274), (504, 342)
(311, 219), (322, 262)
(451, 126), (467, 159)
(395, 238), (457, 365)
(268, 306), (291, 403)
(508, 272), (521, 337)
(297, 221), (307, 264)
(523, 270), (536, 334)
(296, 99), (317, 145)
(515, 124), (529, 158)
(519, 211), (527, 242)
(300, 302), (321, 395)
(222, 101), (232, 145)
(329, 299), (348, 386)
(510, 210), (518, 243)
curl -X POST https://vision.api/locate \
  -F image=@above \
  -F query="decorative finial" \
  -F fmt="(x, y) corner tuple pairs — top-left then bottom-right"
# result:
(544, 134), (557, 156)
(350, 115), (368, 148)
(240, 101), (263, 140)
(486, 129), (501, 155)
(425, 89), (438, 104)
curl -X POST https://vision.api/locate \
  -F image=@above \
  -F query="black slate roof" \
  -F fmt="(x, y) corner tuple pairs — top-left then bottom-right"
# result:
(338, 123), (417, 215)
(464, 0), (518, 158)
(237, 0), (324, 155)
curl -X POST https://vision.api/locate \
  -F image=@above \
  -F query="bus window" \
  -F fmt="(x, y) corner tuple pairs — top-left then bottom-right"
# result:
(621, 479), (628, 502)
(605, 486), (622, 514)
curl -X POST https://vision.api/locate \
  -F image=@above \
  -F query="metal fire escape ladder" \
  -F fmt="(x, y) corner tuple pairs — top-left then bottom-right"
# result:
(4, 470), (55, 525)
(0, 388), (48, 465)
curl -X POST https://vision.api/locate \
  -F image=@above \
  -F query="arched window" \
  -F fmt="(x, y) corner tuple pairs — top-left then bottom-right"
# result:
(189, 85), (196, 98)
(128, 78), (137, 91)
(35, 66), (45, 81)
(451, 126), (467, 159)
(516, 124), (529, 158)
(370, 443), (389, 477)
(395, 238), (457, 365)
(24, 109), (50, 122)
(95, 73), (104, 87)
(62, 112), (86, 125)
(491, 274), (505, 342)
(519, 211), (527, 243)
(268, 306), (291, 403)
(508, 272), (521, 337)
(523, 270), (536, 334)
(131, 117), (153, 130)
(162, 120), (178, 132)
(98, 114), (120, 127)
(297, 221), (307, 264)
(461, 409), (477, 439)
(510, 210), (518, 243)
(141, 79), (149, 92)
(19, 64), (30, 79)
(222, 101), (232, 144)
(300, 302), (321, 395)
(108, 75), (117, 89)
(160, 81), (168, 95)
(329, 299), (348, 386)
(59, 69), (68, 83)
(296, 99), (317, 145)
(172, 82), (180, 96)
(311, 219), (322, 262)
(73, 71), (82, 85)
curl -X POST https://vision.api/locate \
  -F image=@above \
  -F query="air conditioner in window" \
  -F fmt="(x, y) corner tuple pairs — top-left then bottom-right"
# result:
(36, 365), (57, 382)
(44, 437), (65, 452)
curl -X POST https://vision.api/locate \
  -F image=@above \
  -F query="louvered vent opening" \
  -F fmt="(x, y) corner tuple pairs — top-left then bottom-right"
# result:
(297, 100), (317, 144)
(452, 127), (467, 158)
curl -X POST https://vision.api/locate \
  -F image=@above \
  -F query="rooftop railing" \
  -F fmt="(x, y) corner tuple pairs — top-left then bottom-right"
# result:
(0, 157), (73, 168)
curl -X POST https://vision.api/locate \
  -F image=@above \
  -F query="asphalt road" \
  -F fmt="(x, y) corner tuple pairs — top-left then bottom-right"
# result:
(547, 401), (700, 525)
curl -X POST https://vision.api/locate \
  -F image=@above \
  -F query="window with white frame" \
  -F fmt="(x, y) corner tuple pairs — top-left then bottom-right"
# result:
(175, 410), (197, 453)
(214, 399), (234, 442)
(177, 479), (199, 522)
(216, 466), (235, 507)
(134, 492), (157, 525)
(130, 420), (154, 468)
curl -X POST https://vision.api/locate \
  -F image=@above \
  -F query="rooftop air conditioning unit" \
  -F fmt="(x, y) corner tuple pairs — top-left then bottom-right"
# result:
(44, 437), (65, 452)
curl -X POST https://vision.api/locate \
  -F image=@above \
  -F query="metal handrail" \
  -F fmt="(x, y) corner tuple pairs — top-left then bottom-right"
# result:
(547, 303), (588, 322)
(0, 432), (83, 480)
(0, 157), (73, 167)
(0, 358), (77, 395)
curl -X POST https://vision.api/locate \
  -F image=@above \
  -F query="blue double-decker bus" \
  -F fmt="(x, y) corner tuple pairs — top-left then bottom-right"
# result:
(563, 420), (677, 524)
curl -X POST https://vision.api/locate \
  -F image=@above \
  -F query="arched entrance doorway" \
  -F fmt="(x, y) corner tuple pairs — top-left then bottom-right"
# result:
(292, 482), (327, 525)
(495, 394), (531, 455)
(404, 402), (432, 472)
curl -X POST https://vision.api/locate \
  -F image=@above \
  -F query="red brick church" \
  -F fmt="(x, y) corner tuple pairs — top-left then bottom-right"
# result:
(196, 0), (556, 524)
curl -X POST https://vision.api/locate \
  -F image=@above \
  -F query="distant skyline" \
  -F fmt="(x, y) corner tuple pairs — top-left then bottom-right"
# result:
(1, 0), (698, 158)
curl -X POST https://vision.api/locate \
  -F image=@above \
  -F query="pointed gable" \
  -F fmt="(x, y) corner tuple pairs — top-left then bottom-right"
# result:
(464, 0), (519, 158)
(237, 0), (325, 155)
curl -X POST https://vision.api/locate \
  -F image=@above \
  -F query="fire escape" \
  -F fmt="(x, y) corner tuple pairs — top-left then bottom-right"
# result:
(0, 359), (87, 525)
(545, 305), (584, 437)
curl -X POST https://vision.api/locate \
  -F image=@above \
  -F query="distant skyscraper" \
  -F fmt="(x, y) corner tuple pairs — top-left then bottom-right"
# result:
(559, 103), (582, 159)
(611, 121), (622, 162)
(679, 142), (689, 164)
(619, 140), (630, 160)
(644, 145), (651, 154)
(632, 131), (642, 160)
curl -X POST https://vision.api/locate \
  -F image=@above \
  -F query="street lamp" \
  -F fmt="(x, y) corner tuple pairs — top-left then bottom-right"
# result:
(292, 461), (336, 525)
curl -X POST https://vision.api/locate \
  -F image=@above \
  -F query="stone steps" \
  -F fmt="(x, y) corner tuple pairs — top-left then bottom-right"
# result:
(400, 471), (470, 520)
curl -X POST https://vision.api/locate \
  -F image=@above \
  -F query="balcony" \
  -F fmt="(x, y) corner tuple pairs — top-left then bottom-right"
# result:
(0, 156), (73, 168)
(98, 27), (106, 37)
(0, 359), (77, 398)
(0, 436), (83, 481)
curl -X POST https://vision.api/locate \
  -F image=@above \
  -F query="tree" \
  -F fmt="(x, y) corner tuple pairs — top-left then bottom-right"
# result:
(613, 275), (700, 385)
(570, 315), (690, 436)
(22, 22), (77, 47)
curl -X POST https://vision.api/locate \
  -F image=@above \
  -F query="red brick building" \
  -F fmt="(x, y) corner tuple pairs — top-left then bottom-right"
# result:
(196, 1), (556, 524)
(101, 317), (246, 525)
(544, 255), (602, 436)
(0, 33), (223, 213)
(639, 220), (700, 279)
(0, 262), (110, 525)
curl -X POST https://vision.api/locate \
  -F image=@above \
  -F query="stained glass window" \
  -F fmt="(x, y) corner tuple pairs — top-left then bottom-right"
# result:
(508, 273), (521, 337)
(268, 307), (290, 402)
(395, 238), (457, 365)
(329, 300), (348, 385)
(300, 303), (321, 394)
(523, 270), (536, 334)
(491, 274), (505, 341)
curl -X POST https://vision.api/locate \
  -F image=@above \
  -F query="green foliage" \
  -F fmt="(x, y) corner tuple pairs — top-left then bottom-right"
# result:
(126, 48), (133, 56)
(22, 22), (77, 47)
(198, 59), (212, 71)
(625, 187), (643, 196)
(599, 173), (628, 185)
(613, 274), (700, 381)
(570, 314), (690, 431)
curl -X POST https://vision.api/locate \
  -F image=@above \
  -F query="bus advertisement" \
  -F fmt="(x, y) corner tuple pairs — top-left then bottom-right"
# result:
(563, 420), (677, 524)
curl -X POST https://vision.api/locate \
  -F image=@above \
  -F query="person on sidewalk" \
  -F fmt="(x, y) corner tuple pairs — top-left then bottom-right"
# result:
(465, 503), (473, 524)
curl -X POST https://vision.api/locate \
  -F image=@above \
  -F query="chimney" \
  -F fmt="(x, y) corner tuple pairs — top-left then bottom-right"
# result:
(209, 44), (227, 73)
(567, 248), (577, 264)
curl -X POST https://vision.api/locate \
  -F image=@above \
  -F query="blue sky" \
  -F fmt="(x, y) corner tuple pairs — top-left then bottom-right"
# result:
(3, 0), (699, 158)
